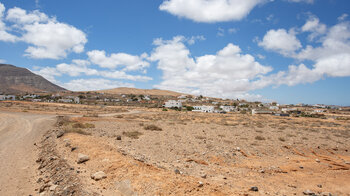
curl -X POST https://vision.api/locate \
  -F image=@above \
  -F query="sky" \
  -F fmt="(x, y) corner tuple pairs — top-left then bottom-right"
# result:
(0, 0), (349, 105)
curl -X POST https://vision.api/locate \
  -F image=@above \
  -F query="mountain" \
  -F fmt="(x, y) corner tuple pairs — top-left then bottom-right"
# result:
(98, 87), (187, 97)
(0, 64), (66, 94)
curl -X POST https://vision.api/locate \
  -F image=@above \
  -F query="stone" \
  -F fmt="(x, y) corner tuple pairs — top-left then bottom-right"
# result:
(77, 153), (89, 164)
(317, 184), (323, 188)
(303, 190), (316, 195)
(250, 186), (259, 192)
(200, 174), (207, 179)
(49, 185), (58, 191)
(320, 192), (332, 196)
(91, 171), (107, 181)
(56, 131), (64, 138)
(315, 159), (320, 163)
(198, 181), (204, 187)
(116, 135), (122, 140)
(174, 169), (181, 174)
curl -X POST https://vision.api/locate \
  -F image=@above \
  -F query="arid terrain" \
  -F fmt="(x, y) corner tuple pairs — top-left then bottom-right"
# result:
(0, 101), (349, 196)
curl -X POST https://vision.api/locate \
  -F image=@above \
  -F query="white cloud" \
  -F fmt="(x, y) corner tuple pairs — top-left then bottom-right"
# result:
(258, 29), (302, 55)
(0, 4), (87, 59)
(149, 36), (272, 99)
(62, 78), (134, 92)
(21, 21), (87, 59)
(34, 58), (152, 83)
(187, 35), (205, 45)
(217, 27), (225, 37)
(256, 20), (350, 89)
(287, 0), (314, 3)
(338, 14), (348, 21)
(159, 0), (263, 23)
(0, 3), (17, 42)
(87, 50), (149, 71)
(32, 66), (61, 83)
(301, 16), (326, 41)
(0, 58), (6, 63)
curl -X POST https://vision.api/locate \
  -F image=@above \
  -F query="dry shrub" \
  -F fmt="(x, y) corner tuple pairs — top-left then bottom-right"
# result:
(123, 131), (143, 139)
(144, 124), (162, 131)
(64, 127), (91, 135)
(278, 137), (286, 142)
(114, 115), (124, 118)
(255, 136), (266, 140)
(56, 116), (71, 126)
(195, 135), (206, 140)
(83, 112), (99, 117)
(72, 122), (95, 129)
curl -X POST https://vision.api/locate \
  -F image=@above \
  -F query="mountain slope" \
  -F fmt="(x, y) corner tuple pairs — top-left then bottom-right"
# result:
(98, 87), (187, 97)
(0, 64), (66, 94)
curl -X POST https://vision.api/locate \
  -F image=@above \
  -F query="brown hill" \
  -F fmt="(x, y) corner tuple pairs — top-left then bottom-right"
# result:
(0, 64), (66, 94)
(98, 87), (187, 97)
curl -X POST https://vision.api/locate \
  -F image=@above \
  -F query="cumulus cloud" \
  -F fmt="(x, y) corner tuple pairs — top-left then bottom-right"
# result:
(0, 4), (87, 59)
(0, 3), (17, 42)
(34, 58), (152, 84)
(257, 19), (350, 89)
(149, 36), (272, 98)
(0, 58), (6, 63)
(87, 50), (149, 71)
(258, 29), (302, 55)
(301, 15), (327, 41)
(159, 0), (263, 23)
(62, 78), (134, 92)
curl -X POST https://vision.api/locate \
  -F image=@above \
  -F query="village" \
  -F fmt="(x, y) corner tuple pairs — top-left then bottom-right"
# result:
(0, 91), (347, 120)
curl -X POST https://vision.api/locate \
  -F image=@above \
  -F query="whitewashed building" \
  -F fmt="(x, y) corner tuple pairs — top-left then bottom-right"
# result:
(74, 97), (80, 104)
(193, 106), (215, 113)
(164, 100), (182, 108)
(0, 95), (15, 101)
(269, 106), (279, 110)
(220, 106), (236, 112)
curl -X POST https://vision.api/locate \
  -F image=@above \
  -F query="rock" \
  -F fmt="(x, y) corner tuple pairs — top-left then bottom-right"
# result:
(116, 135), (122, 140)
(315, 159), (320, 163)
(77, 153), (89, 164)
(259, 169), (265, 173)
(91, 171), (107, 181)
(174, 169), (181, 174)
(250, 186), (259, 192)
(320, 192), (332, 196)
(200, 174), (207, 179)
(236, 147), (241, 151)
(56, 131), (64, 138)
(71, 147), (77, 151)
(317, 184), (323, 188)
(49, 185), (58, 191)
(299, 166), (304, 169)
(198, 181), (204, 187)
(303, 190), (316, 195)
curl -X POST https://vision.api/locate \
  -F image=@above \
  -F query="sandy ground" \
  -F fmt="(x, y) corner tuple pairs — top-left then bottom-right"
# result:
(0, 102), (349, 195)
(0, 111), (55, 195)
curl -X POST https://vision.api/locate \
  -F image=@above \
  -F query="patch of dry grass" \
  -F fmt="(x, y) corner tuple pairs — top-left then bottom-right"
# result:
(144, 124), (162, 131)
(123, 131), (143, 139)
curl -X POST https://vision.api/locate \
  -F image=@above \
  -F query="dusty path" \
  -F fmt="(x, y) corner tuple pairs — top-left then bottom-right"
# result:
(0, 111), (55, 196)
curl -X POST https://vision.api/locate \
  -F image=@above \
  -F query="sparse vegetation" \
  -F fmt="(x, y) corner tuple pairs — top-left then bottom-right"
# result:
(144, 124), (162, 131)
(123, 131), (143, 139)
(255, 136), (266, 140)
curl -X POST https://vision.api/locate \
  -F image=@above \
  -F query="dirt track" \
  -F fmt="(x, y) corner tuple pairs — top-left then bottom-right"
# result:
(0, 112), (55, 196)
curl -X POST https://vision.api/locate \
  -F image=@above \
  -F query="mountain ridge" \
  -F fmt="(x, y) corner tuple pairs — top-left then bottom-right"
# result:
(0, 64), (66, 94)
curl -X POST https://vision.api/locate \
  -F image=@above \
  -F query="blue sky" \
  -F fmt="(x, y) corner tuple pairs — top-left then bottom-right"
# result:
(0, 0), (349, 105)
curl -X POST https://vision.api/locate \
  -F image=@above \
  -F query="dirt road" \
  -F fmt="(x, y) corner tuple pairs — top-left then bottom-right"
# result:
(0, 112), (55, 196)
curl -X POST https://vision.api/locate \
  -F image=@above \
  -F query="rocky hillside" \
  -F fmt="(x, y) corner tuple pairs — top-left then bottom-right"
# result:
(0, 64), (66, 94)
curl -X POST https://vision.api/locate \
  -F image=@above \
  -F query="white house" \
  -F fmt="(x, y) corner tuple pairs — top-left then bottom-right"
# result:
(0, 95), (15, 101)
(193, 106), (215, 113)
(164, 100), (182, 108)
(74, 97), (80, 104)
(220, 106), (236, 112)
(58, 99), (73, 103)
(177, 95), (187, 99)
(269, 106), (279, 110)
(281, 108), (297, 112)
